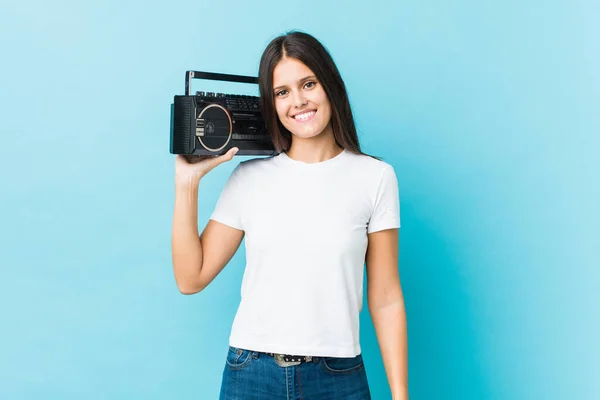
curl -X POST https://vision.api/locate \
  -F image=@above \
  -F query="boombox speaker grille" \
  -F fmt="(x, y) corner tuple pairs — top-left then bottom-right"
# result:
(171, 97), (194, 154)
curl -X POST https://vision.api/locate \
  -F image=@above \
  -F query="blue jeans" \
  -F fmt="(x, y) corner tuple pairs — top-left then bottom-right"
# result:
(219, 346), (372, 399)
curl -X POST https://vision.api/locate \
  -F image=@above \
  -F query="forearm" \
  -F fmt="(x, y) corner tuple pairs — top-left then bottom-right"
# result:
(171, 177), (204, 293)
(370, 298), (409, 400)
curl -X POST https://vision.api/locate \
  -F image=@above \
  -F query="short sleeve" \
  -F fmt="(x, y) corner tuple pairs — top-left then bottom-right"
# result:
(209, 163), (245, 230)
(367, 164), (401, 234)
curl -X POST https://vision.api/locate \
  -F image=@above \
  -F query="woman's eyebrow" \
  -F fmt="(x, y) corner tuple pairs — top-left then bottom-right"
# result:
(273, 75), (316, 91)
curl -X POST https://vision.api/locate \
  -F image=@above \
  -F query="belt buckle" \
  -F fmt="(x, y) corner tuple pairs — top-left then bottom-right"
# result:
(273, 353), (302, 367)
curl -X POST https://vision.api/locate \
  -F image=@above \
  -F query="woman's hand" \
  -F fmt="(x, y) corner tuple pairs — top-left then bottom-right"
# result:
(174, 147), (239, 185)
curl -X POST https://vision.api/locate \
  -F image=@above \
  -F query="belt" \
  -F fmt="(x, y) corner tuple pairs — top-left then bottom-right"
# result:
(266, 352), (313, 363)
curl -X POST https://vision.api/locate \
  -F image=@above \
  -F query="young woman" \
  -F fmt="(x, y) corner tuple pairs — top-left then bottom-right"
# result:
(172, 31), (408, 400)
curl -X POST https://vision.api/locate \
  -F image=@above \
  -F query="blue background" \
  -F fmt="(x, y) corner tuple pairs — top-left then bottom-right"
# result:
(1, 0), (598, 399)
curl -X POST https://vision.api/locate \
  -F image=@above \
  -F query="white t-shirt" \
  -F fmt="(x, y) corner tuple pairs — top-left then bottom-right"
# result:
(209, 148), (400, 357)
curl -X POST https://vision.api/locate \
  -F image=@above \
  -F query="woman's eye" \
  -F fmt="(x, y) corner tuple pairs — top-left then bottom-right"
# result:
(275, 82), (315, 97)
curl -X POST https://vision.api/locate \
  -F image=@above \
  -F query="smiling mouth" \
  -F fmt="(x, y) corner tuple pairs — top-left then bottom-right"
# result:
(292, 110), (317, 122)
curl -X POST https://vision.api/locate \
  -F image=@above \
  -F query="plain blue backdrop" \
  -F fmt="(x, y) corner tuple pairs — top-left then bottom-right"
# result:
(1, 0), (598, 399)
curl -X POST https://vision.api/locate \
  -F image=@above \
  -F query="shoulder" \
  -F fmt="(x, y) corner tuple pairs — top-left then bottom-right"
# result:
(343, 151), (398, 180)
(231, 153), (280, 178)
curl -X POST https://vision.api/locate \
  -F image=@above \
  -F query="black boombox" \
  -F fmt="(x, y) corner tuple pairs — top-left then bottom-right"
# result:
(170, 71), (276, 157)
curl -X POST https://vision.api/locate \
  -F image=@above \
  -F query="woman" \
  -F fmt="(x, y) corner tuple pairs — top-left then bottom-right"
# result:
(172, 31), (408, 400)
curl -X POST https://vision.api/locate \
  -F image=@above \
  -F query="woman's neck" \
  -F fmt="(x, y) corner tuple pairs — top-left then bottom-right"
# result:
(285, 139), (343, 164)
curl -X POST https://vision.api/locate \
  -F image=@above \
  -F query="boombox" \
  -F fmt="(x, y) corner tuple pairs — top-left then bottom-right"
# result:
(170, 71), (276, 157)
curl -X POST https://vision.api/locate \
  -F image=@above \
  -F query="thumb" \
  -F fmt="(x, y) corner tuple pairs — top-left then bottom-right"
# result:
(212, 147), (239, 167)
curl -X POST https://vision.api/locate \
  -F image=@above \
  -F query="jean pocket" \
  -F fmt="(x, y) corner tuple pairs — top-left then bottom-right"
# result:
(321, 354), (364, 374)
(225, 346), (253, 370)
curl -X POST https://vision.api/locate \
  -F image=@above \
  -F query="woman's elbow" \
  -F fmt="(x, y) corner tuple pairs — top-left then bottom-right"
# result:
(175, 278), (204, 295)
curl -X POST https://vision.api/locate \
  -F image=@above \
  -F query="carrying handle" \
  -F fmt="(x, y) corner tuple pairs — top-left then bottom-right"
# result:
(185, 70), (258, 96)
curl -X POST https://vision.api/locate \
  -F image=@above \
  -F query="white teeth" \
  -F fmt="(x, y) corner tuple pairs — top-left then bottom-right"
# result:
(293, 111), (316, 120)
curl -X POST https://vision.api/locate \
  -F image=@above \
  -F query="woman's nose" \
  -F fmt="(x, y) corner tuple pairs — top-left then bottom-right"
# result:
(292, 91), (307, 108)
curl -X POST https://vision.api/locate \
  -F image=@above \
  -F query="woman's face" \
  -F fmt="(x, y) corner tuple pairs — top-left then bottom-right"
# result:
(272, 57), (333, 140)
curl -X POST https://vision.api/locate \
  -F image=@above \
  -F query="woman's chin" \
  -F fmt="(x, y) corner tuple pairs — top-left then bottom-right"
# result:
(291, 131), (322, 140)
(289, 125), (328, 140)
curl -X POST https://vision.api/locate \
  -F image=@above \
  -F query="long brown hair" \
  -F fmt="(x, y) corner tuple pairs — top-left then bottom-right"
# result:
(258, 30), (378, 159)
